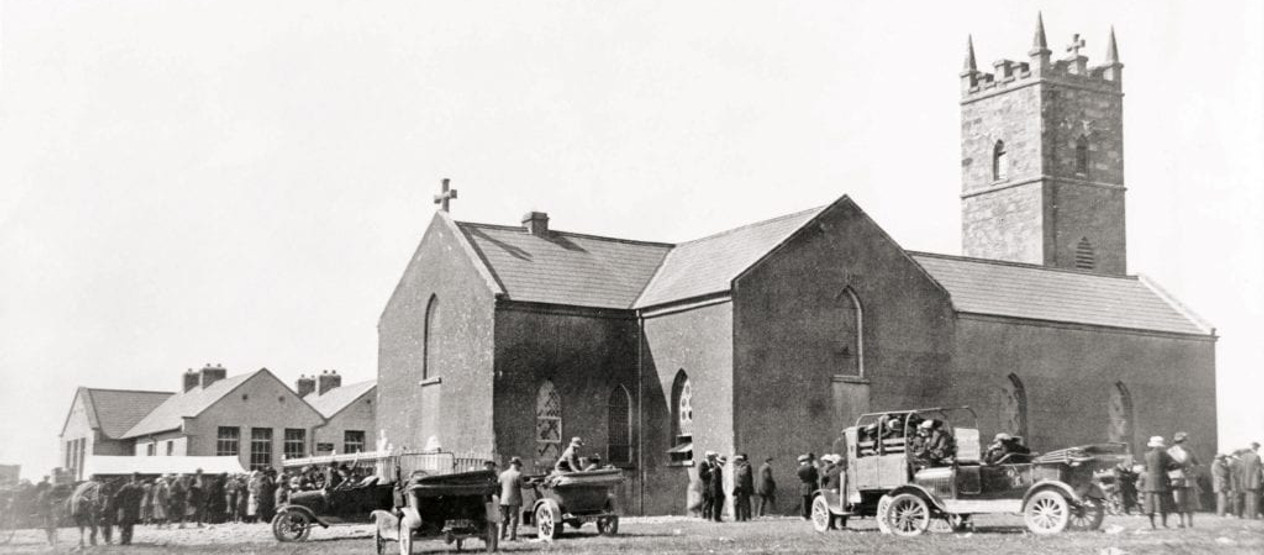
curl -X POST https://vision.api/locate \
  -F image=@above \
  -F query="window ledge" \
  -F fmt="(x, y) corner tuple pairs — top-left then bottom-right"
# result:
(832, 375), (870, 384)
(665, 460), (694, 468)
(420, 376), (442, 387)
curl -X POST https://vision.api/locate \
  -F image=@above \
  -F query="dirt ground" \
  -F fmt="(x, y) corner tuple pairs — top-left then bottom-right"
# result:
(2, 513), (1262, 554)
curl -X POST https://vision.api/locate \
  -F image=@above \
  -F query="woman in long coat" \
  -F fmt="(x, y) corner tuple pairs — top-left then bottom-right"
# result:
(151, 477), (168, 527)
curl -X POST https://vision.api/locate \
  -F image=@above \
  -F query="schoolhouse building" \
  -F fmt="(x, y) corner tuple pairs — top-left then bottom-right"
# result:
(59, 387), (173, 481)
(377, 17), (1217, 516)
(299, 371), (377, 455)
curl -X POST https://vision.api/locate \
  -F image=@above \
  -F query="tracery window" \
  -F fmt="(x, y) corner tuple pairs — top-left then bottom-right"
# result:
(1108, 381), (1135, 448)
(1000, 373), (1029, 440)
(607, 386), (632, 465)
(536, 380), (562, 461)
(669, 371), (694, 463)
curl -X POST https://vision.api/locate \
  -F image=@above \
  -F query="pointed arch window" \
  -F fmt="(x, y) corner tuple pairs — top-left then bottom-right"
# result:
(1075, 135), (1090, 177)
(535, 380), (562, 461)
(1000, 373), (1029, 441)
(1107, 381), (1135, 449)
(838, 287), (864, 376)
(993, 140), (1009, 181)
(607, 386), (632, 465)
(422, 295), (439, 379)
(1075, 237), (1096, 270)
(669, 371), (693, 463)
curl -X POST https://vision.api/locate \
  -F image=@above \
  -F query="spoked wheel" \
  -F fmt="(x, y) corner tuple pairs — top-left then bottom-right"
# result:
(535, 500), (562, 542)
(876, 495), (893, 535)
(1068, 498), (1105, 531)
(883, 493), (931, 537)
(271, 510), (312, 542)
(596, 515), (619, 535)
(810, 495), (834, 532)
(1024, 490), (1071, 535)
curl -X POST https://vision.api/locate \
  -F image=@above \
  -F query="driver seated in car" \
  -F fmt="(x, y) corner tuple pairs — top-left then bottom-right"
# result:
(911, 420), (956, 469)
(983, 433), (1031, 465)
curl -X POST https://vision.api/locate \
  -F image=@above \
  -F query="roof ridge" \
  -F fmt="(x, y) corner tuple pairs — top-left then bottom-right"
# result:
(675, 205), (828, 246)
(456, 221), (675, 248)
(83, 387), (175, 395)
(908, 251), (1141, 280)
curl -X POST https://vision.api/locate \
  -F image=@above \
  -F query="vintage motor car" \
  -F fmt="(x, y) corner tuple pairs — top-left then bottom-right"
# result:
(810, 407), (1131, 536)
(520, 468), (623, 541)
(272, 474), (395, 542)
(371, 468), (500, 554)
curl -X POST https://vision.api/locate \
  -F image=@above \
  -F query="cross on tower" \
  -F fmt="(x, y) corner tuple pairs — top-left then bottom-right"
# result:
(433, 178), (458, 213)
(1066, 34), (1087, 57)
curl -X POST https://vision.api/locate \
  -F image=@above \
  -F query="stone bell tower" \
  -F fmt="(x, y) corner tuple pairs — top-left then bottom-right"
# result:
(960, 14), (1126, 275)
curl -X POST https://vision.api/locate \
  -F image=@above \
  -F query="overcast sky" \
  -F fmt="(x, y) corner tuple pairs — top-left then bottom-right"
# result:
(2, 1), (1261, 479)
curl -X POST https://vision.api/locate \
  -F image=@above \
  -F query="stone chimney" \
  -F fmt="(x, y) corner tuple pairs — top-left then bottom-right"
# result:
(317, 370), (342, 395)
(199, 363), (227, 389)
(182, 369), (199, 393)
(295, 374), (316, 398)
(522, 211), (549, 237)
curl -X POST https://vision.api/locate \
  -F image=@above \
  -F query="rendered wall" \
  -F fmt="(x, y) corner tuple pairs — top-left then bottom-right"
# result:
(732, 199), (956, 514)
(313, 390), (376, 454)
(378, 215), (497, 455)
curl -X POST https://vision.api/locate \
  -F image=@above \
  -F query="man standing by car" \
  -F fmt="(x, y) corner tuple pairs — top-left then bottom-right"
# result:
(796, 454), (818, 520)
(498, 457), (525, 541)
(1141, 436), (1177, 529)
(1166, 432), (1200, 527)
(755, 456), (776, 518)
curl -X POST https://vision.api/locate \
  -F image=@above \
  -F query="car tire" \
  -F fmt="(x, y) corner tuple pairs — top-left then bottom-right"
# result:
(810, 495), (834, 532)
(1068, 497), (1105, 532)
(876, 495), (893, 534)
(535, 500), (562, 542)
(1024, 490), (1071, 535)
(883, 493), (931, 537)
(271, 510), (311, 542)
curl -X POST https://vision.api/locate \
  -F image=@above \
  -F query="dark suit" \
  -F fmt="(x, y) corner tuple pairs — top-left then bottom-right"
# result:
(754, 462), (776, 517)
(733, 461), (753, 521)
(796, 463), (818, 519)
(112, 482), (144, 545)
(1141, 448), (1176, 516)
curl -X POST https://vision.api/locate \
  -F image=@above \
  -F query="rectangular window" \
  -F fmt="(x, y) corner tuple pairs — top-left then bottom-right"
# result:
(216, 427), (240, 457)
(250, 428), (273, 470)
(165, 440), (174, 456)
(343, 431), (366, 454)
(146, 442), (156, 456)
(283, 428), (306, 460)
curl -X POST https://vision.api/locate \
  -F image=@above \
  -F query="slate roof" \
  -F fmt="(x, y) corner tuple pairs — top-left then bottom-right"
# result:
(303, 380), (376, 419)
(457, 223), (672, 309)
(77, 388), (174, 439)
(634, 206), (827, 308)
(910, 252), (1211, 335)
(122, 371), (258, 438)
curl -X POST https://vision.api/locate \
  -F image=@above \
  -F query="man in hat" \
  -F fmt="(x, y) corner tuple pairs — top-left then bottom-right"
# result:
(696, 451), (716, 520)
(113, 473), (145, 545)
(1240, 442), (1262, 519)
(709, 455), (727, 522)
(1212, 453), (1232, 517)
(1141, 436), (1178, 529)
(732, 454), (753, 522)
(555, 437), (584, 473)
(796, 454), (818, 520)
(584, 454), (603, 471)
(755, 457), (776, 518)
(983, 433), (1030, 465)
(498, 457), (525, 541)
(1166, 432), (1200, 527)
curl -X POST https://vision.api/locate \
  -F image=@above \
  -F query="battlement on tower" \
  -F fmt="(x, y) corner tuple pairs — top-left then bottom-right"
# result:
(961, 15), (1122, 101)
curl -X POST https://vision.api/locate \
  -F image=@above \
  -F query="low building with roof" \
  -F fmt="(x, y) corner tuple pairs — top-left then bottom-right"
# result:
(299, 371), (377, 455)
(119, 365), (324, 471)
(59, 387), (173, 481)
(377, 16), (1216, 516)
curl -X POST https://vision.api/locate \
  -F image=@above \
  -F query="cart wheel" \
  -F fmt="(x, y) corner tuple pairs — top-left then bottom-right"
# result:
(810, 495), (834, 532)
(1024, 490), (1070, 535)
(535, 500), (562, 542)
(485, 520), (499, 552)
(883, 493), (931, 537)
(1068, 497), (1105, 532)
(876, 495), (893, 535)
(271, 510), (312, 542)
(597, 515), (619, 535)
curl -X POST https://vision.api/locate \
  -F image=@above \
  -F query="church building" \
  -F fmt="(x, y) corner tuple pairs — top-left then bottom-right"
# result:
(377, 18), (1217, 516)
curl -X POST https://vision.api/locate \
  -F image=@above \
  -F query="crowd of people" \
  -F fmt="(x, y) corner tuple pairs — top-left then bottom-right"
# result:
(5, 461), (373, 549)
(1127, 434), (1263, 529)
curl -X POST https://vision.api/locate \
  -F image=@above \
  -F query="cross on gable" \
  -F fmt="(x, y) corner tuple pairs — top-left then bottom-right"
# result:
(434, 178), (458, 213)
(1066, 34), (1086, 57)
